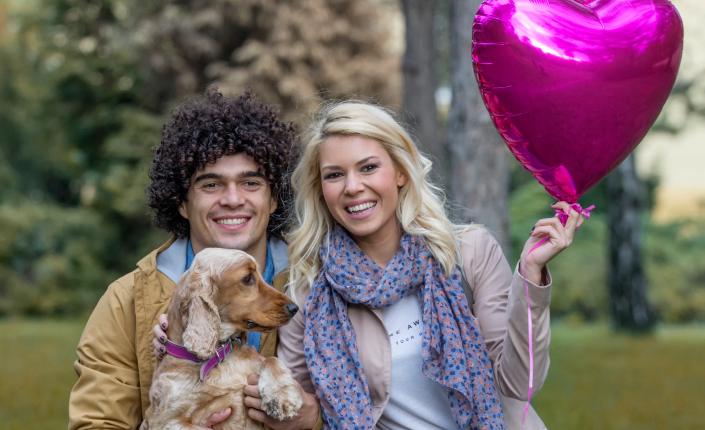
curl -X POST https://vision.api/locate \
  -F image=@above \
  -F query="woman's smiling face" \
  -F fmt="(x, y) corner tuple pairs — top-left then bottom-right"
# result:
(319, 135), (407, 244)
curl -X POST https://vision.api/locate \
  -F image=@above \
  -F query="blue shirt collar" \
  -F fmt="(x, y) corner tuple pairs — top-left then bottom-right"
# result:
(185, 239), (275, 284)
(185, 238), (196, 271)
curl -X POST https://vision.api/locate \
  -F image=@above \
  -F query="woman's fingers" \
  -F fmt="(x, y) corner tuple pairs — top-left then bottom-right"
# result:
(531, 225), (563, 246)
(563, 207), (580, 238)
(153, 337), (165, 360)
(153, 314), (169, 360)
(153, 322), (167, 343)
(159, 313), (168, 330)
(551, 201), (572, 214)
(532, 218), (566, 242)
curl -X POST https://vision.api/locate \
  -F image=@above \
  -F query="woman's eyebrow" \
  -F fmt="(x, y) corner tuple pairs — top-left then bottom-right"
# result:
(321, 156), (380, 171)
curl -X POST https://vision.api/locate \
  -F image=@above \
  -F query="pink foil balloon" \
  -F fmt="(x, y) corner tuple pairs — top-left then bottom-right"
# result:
(472, 0), (683, 202)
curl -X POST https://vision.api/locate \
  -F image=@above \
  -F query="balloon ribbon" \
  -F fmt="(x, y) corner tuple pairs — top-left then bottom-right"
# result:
(522, 203), (595, 426)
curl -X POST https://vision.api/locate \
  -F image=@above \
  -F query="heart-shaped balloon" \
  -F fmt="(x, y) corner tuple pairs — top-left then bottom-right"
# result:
(472, 0), (683, 202)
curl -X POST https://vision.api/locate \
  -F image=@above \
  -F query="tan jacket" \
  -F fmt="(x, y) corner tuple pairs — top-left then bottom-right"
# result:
(68, 238), (289, 430)
(278, 228), (551, 429)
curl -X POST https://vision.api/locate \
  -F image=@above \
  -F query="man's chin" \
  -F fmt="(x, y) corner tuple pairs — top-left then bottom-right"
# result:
(212, 236), (256, 253)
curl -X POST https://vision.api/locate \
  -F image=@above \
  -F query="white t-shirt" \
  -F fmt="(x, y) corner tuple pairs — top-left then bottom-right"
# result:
(376, 294), (458, 430)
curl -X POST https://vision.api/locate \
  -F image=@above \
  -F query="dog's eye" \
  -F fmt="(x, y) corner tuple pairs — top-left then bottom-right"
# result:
(242, 273), (254, 285)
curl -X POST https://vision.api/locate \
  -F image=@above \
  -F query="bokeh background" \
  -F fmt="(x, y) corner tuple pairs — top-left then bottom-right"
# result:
(0, 0), (703, 428)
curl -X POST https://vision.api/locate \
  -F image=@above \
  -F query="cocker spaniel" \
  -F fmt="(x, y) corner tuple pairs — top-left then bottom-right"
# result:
(141, 248), (302, 429)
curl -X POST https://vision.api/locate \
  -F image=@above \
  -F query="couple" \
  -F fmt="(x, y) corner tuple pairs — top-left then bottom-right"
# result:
(69, 90), (582, 429)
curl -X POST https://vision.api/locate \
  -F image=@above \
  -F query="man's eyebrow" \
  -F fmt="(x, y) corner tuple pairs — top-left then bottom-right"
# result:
(193, 173), (222, 183)
(193, 170), (266, 183)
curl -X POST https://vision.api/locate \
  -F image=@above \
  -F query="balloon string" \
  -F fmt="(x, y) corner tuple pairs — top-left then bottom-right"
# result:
(521, 203), (595, 427)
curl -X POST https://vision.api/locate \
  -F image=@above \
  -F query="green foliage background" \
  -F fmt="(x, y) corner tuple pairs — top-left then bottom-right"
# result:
(1, 0), (704, 323)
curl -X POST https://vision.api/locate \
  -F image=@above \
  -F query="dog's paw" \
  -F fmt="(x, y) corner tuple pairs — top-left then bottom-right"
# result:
(261, 384), (303, 420)
(258, 358), (304, 420)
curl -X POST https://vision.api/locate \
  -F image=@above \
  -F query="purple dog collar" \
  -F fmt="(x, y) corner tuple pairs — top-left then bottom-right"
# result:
(164, 337), (240, 381)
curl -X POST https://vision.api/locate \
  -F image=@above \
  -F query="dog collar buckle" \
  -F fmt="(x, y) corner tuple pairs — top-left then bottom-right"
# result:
(198, 340), (235, 381)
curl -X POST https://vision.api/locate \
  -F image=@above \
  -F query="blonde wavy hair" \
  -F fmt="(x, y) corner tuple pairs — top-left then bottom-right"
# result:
(287, 101), (462, 302)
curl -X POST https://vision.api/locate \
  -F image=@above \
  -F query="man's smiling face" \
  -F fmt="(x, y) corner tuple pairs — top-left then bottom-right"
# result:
(178, 154), (276, 260)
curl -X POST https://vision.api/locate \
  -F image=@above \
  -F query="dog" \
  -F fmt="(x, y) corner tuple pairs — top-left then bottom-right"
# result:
(141, 248), (303, 430)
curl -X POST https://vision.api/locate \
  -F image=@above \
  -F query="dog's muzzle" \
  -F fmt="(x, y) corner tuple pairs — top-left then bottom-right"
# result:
(285, 303), (298, 317)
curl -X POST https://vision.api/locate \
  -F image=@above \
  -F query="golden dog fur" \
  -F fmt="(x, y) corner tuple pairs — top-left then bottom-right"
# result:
(141, 248), (302, 430)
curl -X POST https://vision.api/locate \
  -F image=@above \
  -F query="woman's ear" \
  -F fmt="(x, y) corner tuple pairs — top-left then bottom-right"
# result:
(396, 170), (408, 188)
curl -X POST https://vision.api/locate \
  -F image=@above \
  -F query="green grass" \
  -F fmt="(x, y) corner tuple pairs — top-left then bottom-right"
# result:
(534, 324), (705, 429)
(0, 318), (85, 429)
(1, 319), (704, 429)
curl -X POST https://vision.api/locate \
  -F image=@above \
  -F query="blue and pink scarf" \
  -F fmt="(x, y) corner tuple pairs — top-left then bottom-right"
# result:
(303, 226), (504, 429)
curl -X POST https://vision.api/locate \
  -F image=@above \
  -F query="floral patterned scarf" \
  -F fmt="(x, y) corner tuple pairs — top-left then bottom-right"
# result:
(303, 225), (504, 429)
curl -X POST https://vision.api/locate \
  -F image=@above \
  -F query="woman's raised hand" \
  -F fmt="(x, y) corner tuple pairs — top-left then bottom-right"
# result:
(519, 201), (584, 284)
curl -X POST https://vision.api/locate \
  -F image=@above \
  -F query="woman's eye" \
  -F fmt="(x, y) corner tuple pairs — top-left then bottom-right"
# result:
(242, 273), (254, 285)
(361, 163), (379, 173)
(323, 172), (342, 180)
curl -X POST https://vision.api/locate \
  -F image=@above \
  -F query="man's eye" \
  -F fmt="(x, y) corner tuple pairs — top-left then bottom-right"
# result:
(201, 182), (220, 190)
(243, 181), (263, 190)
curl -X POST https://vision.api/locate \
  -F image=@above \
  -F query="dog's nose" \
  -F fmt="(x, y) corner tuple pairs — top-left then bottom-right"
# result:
(285, 303), (299, 317)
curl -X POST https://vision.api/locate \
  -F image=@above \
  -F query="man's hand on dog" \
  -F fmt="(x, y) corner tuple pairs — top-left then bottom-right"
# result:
(244, 374), (319, 429)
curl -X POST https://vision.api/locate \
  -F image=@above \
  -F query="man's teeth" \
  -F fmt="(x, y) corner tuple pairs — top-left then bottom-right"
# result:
(347, 202), (376, 213)
(217, 218), (247, 225)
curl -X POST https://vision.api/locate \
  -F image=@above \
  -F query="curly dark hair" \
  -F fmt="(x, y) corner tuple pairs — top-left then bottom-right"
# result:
(148, 90), (296, 239)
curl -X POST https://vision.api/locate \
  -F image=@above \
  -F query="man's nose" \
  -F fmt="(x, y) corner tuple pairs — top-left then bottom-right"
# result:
(219, 183), (245, 206)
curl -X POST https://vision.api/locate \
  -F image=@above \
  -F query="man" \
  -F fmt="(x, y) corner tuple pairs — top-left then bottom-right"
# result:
(68, 91), (317, 429)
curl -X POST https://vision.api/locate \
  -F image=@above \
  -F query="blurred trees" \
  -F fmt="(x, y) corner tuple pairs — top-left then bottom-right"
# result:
(606, 155), (654, 332)
(400, 0), (443, 182)
(136, 0), (400, 121)
(1, 0), (704, 324)
(0, 0), (399, 316)
(400, 0), (509, 250)
(447, 0), (509, 250)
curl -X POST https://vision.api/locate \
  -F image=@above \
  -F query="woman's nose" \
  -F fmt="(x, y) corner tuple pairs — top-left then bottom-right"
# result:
(344, 173), (363, 194)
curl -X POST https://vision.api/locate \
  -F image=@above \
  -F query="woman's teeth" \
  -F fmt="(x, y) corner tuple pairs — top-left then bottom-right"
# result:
(346, 202), (376, 213)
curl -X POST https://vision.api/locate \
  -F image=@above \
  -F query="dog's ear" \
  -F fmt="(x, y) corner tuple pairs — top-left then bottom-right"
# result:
(182, 268), (220, 360)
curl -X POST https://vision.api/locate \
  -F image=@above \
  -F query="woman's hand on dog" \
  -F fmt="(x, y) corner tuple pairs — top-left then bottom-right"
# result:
(153, 314), (169, 360)
(152, 314), (233, 428)
(244, 374), (320, 429)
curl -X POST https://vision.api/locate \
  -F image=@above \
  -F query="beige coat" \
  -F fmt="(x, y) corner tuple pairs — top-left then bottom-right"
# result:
(68, 238), (289, 430)
(278, 228), (551, 429)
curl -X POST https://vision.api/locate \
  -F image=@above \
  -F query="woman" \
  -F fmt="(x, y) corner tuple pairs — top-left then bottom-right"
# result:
(275, 101), (583, 429)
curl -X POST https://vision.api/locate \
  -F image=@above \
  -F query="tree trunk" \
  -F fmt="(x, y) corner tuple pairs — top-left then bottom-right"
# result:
(401, 0), (444, 181)
(606, 154), (654, 332)
(446, 0), (509, 251)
